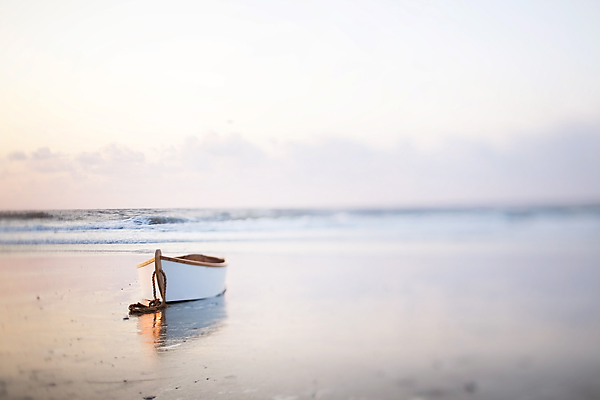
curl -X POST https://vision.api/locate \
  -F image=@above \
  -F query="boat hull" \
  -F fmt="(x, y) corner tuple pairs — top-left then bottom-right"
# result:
(137, 255), (227, 303)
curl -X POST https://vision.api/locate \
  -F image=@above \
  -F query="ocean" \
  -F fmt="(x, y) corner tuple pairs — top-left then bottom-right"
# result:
(1, 206), (599, 253)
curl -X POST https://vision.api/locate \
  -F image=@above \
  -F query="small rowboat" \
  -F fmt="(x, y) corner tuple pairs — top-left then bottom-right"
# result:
(136, 249), (227, 303)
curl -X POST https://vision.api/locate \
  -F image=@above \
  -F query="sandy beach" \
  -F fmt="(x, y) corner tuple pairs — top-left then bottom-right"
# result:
(1, 235), (600, 400)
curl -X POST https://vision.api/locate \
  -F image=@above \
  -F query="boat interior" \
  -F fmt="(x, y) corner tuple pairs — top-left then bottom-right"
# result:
(176, 254), (225, 264)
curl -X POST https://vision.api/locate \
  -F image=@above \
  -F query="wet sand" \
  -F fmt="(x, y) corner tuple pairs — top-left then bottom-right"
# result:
(1, 240), (600, 399)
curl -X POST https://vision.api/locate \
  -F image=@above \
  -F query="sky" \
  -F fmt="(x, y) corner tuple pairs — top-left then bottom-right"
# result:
(1, 0), (599, 209)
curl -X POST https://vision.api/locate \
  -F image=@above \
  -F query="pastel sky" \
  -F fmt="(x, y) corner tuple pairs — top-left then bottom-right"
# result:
(1, 0), (599, 209)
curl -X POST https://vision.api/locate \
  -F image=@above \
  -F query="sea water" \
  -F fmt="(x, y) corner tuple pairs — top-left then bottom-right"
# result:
(1, 206), (598, 254)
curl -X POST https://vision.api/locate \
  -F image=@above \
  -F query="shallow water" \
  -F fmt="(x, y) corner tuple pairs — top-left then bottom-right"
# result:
(1, 208), (600, 399)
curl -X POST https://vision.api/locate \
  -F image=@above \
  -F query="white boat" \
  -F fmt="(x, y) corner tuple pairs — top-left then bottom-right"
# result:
(137, 249), (227, 303)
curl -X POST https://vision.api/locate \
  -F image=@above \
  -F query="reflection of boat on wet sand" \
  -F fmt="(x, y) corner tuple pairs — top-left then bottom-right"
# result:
(138, 296), (227, 352)
(137, 249), (227, 303)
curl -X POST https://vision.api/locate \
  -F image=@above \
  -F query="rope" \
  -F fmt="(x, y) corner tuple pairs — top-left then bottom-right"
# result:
(129, 251), (168, 315)
(128, 270), (167, 314)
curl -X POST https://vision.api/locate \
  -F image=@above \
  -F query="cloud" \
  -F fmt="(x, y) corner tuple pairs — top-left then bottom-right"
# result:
(31, 147), (56, 160)
(7, 151), (27, 161)
(77, 144), (146, 175)
(0, 126), (599, 209)
(178, 133), (268, 173)
(25, 147), (73, 173)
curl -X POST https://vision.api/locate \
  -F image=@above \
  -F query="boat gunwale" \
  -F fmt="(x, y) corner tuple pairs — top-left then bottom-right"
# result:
(136, 255), (227, 269)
